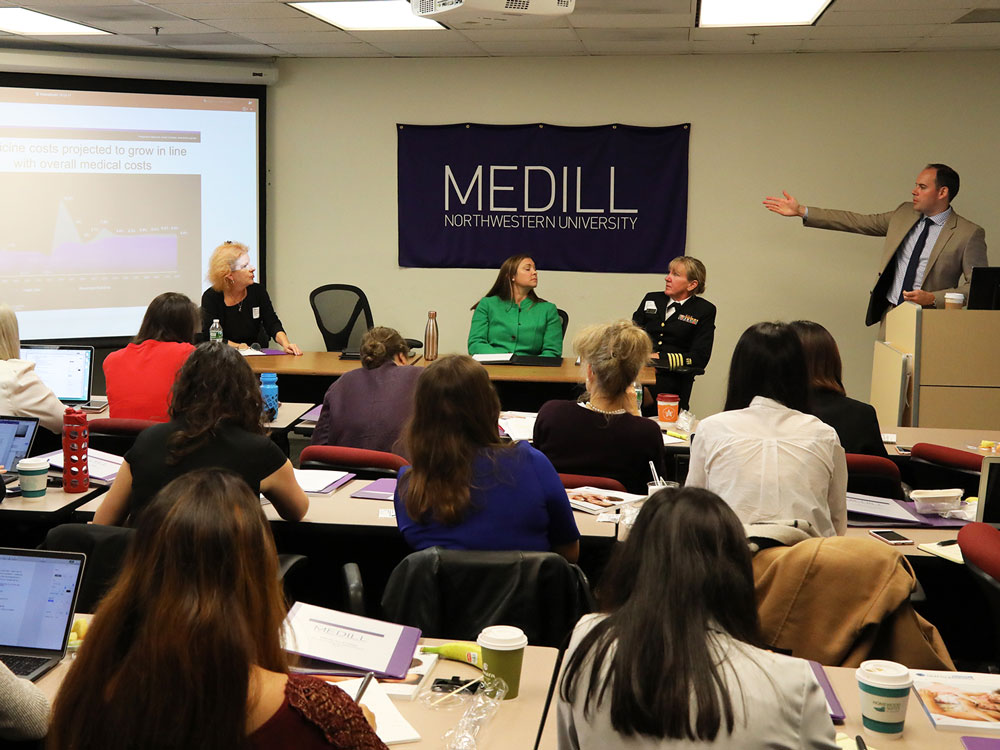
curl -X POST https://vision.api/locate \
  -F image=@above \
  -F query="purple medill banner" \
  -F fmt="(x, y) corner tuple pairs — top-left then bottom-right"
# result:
(397, 122), (689, 273)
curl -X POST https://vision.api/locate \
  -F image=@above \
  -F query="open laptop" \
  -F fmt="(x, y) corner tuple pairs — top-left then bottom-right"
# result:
(975, 456), (1000, 528)
(19, 345), (94, 407)
(0, 547), (85, 681)
(0, 415), (39, 484)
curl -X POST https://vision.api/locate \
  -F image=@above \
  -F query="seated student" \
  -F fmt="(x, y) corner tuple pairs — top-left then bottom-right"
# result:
(558, 486), (838, 750)
(0, 303), (64, 434)
(686, 322), (847, 537)
(790, 320), (890, 458)
(48, 469), (386, 750)
(311, 327), (421, 455)
(103, 292), (199, 421)
(94, 342), (308, 526)
(394, 355), (580, 562)
(468, 254), (563, 357)
(533, 320), (664, 494)
(0, 662), (48, 742)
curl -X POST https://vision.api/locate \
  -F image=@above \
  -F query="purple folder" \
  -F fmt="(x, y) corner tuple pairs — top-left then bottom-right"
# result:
(350, 478), (397, 500)
(261, 348), (289, 355)
(962, 739), (1000, 749)
(809, 661), (845, 723)
(849, 498), (969, 528)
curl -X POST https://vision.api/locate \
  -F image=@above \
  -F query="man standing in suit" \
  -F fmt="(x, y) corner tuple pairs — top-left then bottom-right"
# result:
(763, 164), (988, 327)
(632, 255), (715, 413)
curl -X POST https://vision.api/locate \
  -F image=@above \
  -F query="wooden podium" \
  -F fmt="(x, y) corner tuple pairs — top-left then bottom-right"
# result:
(870, 303), (1000, 429)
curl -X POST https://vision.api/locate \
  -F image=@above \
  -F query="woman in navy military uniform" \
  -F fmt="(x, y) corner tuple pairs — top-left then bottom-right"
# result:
(632, 256), (716, 413)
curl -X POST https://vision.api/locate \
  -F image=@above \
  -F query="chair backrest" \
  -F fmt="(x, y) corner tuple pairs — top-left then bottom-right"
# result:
(42, 523), (135, 613)
(558, 473), (626, 492)
(958, 523), (1000, 661)
(845, 453), (904, 500)
(557, 308), (569, 340)
(87, 418), (157, 455)
(908, 442), (983, 497)
(381, 547), (595, 648)
(309, 284), (374, 352)
(299, 444), (408, 480)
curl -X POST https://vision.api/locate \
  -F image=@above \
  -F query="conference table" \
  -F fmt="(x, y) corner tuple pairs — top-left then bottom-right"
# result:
(245, 352), (656, 409)
(886, 425), (1000, 456)
(36, 635), (560, 750)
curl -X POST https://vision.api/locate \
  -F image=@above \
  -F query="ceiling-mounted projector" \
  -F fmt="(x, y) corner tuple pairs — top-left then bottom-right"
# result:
(412, 0), (574, 25)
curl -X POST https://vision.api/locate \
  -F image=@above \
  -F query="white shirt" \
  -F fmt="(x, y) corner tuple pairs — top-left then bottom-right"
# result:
(558, 613), (839, 750)
(686, 396), (847, 537)
(885, 207), (951, 304)
(0, 359), (65, 435)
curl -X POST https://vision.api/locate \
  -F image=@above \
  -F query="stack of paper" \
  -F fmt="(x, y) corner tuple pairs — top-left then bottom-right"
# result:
(39, 448), (124, 483)
(567, 486), (645, 514)
(498, 411), (537, 442)
(337, 676), (421, 744)
(292, 469), (354, 494)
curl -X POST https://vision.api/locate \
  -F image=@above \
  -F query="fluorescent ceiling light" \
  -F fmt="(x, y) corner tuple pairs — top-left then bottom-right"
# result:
(289, 1), (444, 31)
(0, 8), (110, 35)
(698, 0), (832, 27)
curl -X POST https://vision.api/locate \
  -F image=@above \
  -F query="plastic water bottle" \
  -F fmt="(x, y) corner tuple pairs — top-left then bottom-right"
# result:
(209, 318), (223, 343)
(260, 372), (279, 422)
(62, 408), (90, 493)
(424, 311), (438, 362)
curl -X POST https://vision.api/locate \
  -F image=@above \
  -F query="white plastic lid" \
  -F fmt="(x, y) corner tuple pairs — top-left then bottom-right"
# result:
(945, 293), (964, 301)
(477, 625), (528, 651)
(17, 457), (49, 471)
(856, 659), (912, 688)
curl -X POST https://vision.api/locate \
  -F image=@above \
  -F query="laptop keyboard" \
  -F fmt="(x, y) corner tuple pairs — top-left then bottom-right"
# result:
(0, 654), (50, 676)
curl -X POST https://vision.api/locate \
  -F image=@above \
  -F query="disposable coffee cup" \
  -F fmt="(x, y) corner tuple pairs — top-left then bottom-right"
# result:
(477, 625), (528, 700)
(17, 457), (50, 499)
(856, 659), (912, 740)
(945, 292), (965, 310)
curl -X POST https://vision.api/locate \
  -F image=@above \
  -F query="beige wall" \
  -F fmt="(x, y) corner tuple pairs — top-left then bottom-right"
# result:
(267, 51), (998, 419)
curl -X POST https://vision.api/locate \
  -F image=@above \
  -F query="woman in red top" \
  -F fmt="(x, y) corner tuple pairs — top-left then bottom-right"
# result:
(103, 292), (198, 421)
(48, 468), (386, 750)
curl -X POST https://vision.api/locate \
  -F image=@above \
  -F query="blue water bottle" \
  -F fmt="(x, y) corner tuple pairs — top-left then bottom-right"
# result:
(260, 372), (279, 422)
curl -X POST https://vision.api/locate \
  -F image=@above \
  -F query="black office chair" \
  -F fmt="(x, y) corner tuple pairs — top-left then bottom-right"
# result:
(309, 284), (422, 353)
(309, 284), (374, 353)
(42, 524), (308, 612)
(557, 308), (569, 340)
(380, 547), (595, 648)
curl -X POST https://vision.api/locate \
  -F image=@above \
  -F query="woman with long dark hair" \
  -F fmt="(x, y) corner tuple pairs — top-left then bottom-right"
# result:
(94, 342), (308, 525)
(50, 469), (384, 750)
(558, 486), (838, 749)
(103, 291), (199, 421)
(790, 320), (889, 457)
(467, 254), (563, 357)
(394, 355), (579, 560)
(685, 322), (847, 537)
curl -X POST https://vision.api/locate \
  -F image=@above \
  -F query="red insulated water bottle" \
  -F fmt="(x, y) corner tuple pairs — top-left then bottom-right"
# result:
(62, 408), (90, 493)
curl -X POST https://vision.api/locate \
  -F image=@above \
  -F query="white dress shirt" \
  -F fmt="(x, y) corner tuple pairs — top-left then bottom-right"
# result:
(686, 396), (847, 537)
(885, 207), (951, 304)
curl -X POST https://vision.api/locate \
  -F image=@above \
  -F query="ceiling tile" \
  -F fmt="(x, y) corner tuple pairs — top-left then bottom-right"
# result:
(202, 16), (332, 33)
(933, 20), (1000, 35)
(474, 39), (587, 55)
(575, 26), (688, 41)
(457, 26), (577, 41)
(236, 29), (354, 43)
(583, 40), (693, 54)
(912, 33), (1000, 46)
(800, 36), (920, 49)
(166, 42), (280, 55)
(570, 12), (691, 28)
(154, 3), (305, 20)
(807, 23), (938, 38)
(691, 25), (810, 40)
(819, 9), (966, 25)
(270, 41), (389, 56)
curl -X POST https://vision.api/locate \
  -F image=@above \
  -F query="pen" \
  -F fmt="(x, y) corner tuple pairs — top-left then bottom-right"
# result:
(648, 460), (664, 487)
(937, 539), (959, 547)
(355, 671), (375, 703)
(855, 734), (867, 750)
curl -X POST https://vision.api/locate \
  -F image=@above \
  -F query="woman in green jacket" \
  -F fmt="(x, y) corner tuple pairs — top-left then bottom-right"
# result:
(467, 254), (563, 357)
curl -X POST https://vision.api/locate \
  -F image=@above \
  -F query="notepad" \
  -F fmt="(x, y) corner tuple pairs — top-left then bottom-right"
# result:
(473, 353), (513, 363)
(351, 478), (397, 500)
(293, 469), (354, 494)
(39, 448), (123, 482)
(337, 676), (420, 744)
(918, 541), (964, 563)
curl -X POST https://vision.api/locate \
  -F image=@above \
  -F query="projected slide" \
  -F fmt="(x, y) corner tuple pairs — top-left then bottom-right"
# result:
(0, 173), (200, 311)
(0, 83), (260, 340)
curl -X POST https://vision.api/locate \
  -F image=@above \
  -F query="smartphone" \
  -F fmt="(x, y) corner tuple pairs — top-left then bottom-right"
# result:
(869, 529), (914, 546)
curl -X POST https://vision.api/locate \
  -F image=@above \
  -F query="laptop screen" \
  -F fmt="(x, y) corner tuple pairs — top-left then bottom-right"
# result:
(0, 416), (38, 471)
(19, 346), (93, 403)
(0, 549), (84, 652)
(977, 457), (1000, 527)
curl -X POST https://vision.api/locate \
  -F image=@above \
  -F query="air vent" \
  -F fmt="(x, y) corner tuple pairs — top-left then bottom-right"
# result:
(505, 0), (530, 10)
(417, 0), (438, 13)
(954, 8), (1000, 23)
(556, 0), (569, 5)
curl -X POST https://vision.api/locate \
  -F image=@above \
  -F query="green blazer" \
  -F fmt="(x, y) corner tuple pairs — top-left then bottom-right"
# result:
(467, 295), (563, 357)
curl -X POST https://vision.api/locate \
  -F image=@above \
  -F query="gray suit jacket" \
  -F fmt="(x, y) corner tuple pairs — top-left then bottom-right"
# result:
(805, 202), (988, 325)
